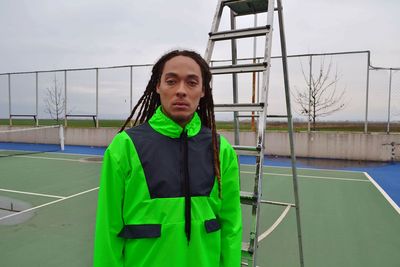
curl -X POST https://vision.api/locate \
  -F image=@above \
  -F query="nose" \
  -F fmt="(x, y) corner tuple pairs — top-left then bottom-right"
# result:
(176, 81), (187, 97)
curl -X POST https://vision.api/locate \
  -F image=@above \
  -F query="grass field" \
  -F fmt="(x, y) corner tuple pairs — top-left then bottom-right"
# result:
(1, 118), (399, 132)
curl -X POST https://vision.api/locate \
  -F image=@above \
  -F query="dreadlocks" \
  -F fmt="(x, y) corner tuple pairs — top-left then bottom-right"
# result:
(119, 50), (221, 197)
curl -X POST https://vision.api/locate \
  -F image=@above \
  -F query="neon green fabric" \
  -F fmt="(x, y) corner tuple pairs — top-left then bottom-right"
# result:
(94, 108), (242, 267)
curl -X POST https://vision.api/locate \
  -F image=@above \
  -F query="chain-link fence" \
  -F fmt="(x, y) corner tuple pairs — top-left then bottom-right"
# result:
(0, 50), (398, 132)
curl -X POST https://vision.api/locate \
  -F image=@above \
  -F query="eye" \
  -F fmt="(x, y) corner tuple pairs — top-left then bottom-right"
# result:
(166, 79), (176, 86)
(188, 80), (199, 87)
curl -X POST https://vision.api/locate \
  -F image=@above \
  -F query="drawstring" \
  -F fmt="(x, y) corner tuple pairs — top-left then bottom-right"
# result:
(181, 130), (191, 243)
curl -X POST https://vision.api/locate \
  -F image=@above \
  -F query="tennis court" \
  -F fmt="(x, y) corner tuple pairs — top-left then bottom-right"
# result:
(0, 146), (399, 267)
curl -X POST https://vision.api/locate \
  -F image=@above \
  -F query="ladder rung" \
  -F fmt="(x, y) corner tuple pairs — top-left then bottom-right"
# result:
(233, 145), (261, 156)
(241, 262), (261, 267)
(235, 150), (260, 156)
(240, 190), (257, 199)
(241, 191), (296, 207)
(261, 200), (296, 207)
(233, 145), (260, 151)
(241, 242), (252, 253)
(209, 26), (270, 41)
(240, 191), (257, 205)
(224, 0), (269, 16)
(267, 114), (289, 118)
(214, 103), (264, 112)
(210, 63), (267, 74)
(236, 114), (259, 118)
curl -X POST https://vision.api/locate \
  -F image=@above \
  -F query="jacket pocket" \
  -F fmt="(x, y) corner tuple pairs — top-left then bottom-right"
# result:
(118, 224), (161, 239)
(204, 219), (221, 233)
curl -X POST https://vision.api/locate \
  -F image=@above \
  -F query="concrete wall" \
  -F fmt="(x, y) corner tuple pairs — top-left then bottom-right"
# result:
(1, 126), (400, 161)
(220, 131), (400, 162)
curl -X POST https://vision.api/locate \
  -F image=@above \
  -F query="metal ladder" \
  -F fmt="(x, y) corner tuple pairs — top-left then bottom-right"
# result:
(204, 0), (304, 266)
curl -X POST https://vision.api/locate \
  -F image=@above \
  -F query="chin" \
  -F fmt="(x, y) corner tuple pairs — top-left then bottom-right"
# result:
(170, 113), (193, 125)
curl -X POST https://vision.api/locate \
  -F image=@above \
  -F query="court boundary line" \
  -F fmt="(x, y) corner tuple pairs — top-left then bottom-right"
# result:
(48, 151), (105, 157)
(258, 205), (291, 242)
(241, 163), (366, 174)
(0, 188), (64, 199)
(0, 147), (105, 158)
(363, 172), (400, 214)
(3, 154), (102, 163)
(0, 187), (99, 222)
(241, 171), (370, 183)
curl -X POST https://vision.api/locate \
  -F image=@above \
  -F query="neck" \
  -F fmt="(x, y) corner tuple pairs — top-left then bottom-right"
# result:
(160, 107), (194, 129)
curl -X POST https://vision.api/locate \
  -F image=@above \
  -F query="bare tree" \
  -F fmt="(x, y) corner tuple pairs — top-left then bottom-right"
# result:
(293, 57), (346, 130)
(44, 76), (65, 123)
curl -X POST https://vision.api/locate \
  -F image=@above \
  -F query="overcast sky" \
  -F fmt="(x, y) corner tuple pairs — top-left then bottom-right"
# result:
(0, 0), (399, 121)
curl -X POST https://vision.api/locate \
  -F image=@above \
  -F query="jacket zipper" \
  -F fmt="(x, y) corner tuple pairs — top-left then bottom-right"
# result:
(181, 130), (191, 243)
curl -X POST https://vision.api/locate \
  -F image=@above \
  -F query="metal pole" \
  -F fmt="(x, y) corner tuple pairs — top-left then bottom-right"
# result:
(251, 14), (258, 132)
(364, 52), (371, 133)
(210, 61), (214, 90)
(386, 69), (392, 134)
(277, 0), (305, 266)
(130, 66), (133, 112)
(64, 70), (67, 127)
(230, 10), (240, 145)
(308, 55), (312, 132)
(257, 58), (260, 103)
(8, 74), (12, 126)
(96, 68), (99, 128)
(35, 72), (39, 126)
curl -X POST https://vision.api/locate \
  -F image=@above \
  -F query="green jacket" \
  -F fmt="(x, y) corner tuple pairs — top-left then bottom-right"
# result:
(94, 107), (242, 267)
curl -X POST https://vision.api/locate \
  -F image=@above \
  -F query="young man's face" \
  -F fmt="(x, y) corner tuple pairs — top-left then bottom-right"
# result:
(157, 55), (205, 127)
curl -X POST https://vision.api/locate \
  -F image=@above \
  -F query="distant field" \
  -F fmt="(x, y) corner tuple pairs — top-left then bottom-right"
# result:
(0, 118), (399, 132)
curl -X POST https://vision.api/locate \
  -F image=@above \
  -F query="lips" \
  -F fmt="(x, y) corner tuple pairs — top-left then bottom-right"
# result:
(172, 102), (189, 109)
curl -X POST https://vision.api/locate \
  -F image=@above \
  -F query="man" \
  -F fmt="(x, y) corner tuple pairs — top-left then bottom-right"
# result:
(93, 50), (242, 267)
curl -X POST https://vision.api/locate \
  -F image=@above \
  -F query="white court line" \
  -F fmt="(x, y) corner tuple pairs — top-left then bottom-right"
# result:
(0, 188), (64, 199)
(0, 187), (99, 222)
(7, 155), (102, 163)
(0, 149), (104, 158)
(241, 163), (365, 174)
(241, 171), (370, 183)
(258, 205), (291, 242)
(0, 125), (59, 133)
(48, 151), (105, 157)
(363, 172), (400, 215)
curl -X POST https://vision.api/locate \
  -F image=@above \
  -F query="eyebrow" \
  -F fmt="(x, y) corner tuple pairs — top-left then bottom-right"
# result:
(164, 73), (200, 80)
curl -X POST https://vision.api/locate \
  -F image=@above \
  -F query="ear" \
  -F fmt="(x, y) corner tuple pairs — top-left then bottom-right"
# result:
(201, 87), (205, 98)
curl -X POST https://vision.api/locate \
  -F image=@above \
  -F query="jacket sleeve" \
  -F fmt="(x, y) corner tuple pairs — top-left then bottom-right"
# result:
(93, 135), (126, 267)
(219, 136), (242, 267)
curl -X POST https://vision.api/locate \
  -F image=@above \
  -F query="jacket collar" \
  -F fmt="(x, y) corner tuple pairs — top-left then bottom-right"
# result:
(148, 106), (201, 138)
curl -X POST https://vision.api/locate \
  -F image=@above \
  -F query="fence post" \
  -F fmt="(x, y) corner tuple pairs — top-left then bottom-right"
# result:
(386, 69), (392, 134)
(8, 74), (12, 126)
(308, 55), (312, 132)
(35, 72), (39, 127)
(64, 70), (68, 127)
(364, 52), (370, 133)
(96, 68), (99, 128)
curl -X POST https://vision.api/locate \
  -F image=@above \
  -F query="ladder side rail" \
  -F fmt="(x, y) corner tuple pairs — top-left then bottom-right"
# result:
(260, 0), (275, 107)
(205, 0), (225, 62)
(248, 1), (276, 266)
(230, 10), (240, 145)
(276, 0), (305, 266)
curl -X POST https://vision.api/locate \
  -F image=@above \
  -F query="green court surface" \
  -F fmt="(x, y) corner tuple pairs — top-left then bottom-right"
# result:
(0, 153), (399, 267)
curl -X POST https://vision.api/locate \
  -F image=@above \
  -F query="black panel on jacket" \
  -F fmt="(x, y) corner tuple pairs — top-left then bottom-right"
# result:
(125, 123), (216, 198)
(118, 224), (161, 239)
(204, 219), (221, 233)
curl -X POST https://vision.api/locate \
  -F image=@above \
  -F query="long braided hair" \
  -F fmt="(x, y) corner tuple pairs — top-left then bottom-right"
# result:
(119, 50), (221, 197)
